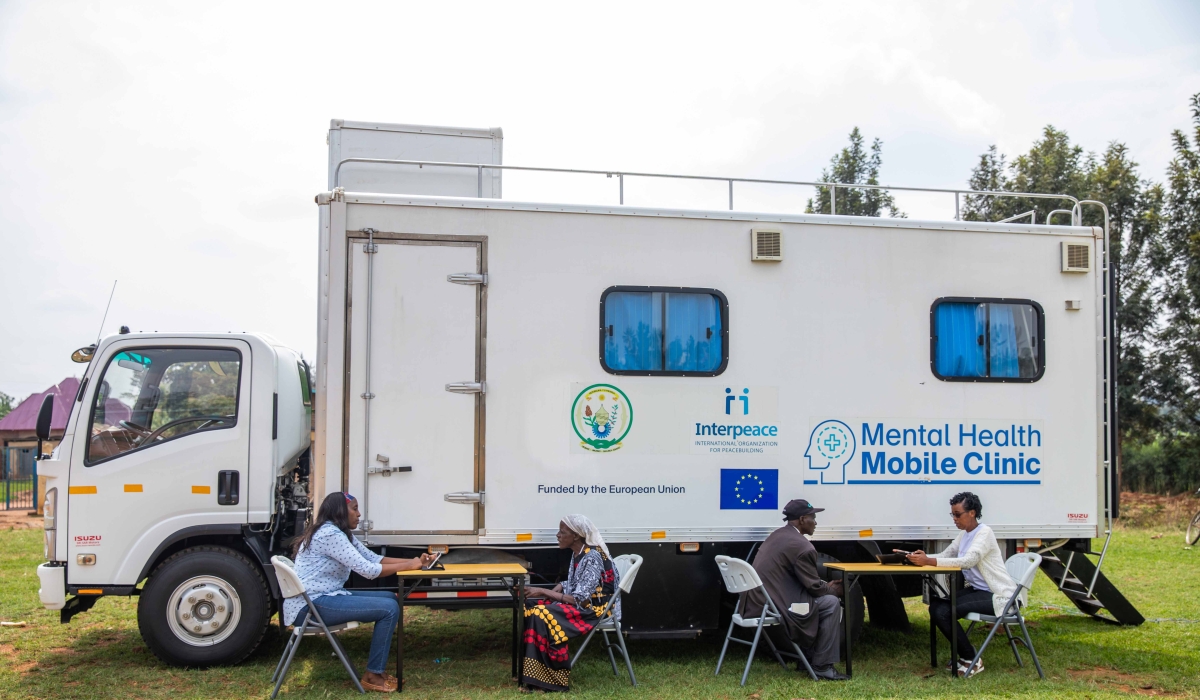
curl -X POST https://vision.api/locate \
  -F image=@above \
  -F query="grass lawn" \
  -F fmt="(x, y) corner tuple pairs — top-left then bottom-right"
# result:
(0, 518), (1197, 699)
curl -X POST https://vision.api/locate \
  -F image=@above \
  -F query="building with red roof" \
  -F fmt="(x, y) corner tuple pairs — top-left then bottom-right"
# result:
(0, 377), (78, 513)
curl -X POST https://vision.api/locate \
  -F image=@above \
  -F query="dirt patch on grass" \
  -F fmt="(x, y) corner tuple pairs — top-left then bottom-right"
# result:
(1117, 491), (1196, 530)
(0, 511), (41, 530)
(1068, 666), (1185, 696)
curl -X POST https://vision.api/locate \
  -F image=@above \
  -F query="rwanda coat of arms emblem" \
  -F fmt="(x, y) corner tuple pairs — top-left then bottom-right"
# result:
(571, 384), (633, 452)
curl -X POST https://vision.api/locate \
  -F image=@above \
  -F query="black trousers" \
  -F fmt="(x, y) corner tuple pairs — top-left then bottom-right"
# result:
(929, 584), (994, 660)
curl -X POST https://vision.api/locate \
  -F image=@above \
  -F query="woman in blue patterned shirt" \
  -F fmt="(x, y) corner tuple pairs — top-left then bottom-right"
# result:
(520, 514), (620, 692)
(284, 492), (433, 692)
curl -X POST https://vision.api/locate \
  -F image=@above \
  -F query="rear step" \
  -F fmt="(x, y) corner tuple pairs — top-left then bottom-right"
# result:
(1037, 548), (1143, 625)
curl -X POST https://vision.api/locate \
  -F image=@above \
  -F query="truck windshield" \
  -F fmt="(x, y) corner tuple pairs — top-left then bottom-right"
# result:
(86, 347), (242, 465)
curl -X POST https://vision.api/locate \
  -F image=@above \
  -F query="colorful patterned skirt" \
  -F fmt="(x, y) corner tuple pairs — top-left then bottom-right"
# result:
(520, 598), (599, 691)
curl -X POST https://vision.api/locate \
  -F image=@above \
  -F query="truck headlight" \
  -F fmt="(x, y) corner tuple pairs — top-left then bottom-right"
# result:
(43, 488), (57, 561)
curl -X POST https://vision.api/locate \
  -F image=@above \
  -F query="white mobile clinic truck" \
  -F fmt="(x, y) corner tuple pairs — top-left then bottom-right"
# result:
(34, 120), (1141, 667)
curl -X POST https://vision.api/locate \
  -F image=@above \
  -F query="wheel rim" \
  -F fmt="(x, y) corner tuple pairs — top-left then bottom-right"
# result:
(165, 575), (242, 647)
(1188, 512), (1200, 546)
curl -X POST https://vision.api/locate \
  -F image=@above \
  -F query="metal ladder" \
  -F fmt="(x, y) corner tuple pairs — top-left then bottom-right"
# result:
(1035, 544), (1143, 626)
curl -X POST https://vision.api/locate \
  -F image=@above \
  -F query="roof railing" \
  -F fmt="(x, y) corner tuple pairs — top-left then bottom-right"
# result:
(334, 157), (1083, 224)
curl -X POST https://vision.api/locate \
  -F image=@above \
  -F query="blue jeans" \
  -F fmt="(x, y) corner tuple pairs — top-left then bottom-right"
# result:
(296, 590), (399, 674)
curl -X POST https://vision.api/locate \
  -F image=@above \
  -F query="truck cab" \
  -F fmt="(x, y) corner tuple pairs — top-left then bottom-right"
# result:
(37, 332), (313, 666)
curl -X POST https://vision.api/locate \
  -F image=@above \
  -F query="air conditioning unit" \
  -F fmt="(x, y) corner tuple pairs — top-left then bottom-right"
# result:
(751, 228), (782, 262)
(1061, 241), (1092, 273)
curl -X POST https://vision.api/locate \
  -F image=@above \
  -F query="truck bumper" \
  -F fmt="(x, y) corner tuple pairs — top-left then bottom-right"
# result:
(37, 563), (66, 610)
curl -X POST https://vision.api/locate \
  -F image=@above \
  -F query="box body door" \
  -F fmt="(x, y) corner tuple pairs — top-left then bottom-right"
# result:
(347, 239), (483, 534)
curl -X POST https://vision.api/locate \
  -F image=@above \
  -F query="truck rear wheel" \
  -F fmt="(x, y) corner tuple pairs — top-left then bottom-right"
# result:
(137, 546), (271, 667)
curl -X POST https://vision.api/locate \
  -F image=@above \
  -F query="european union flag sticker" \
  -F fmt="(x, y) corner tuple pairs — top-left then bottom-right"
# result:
(720, 469), (779, 510)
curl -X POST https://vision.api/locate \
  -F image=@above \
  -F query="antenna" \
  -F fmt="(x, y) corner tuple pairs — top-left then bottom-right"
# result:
(95, 280), (117, 345)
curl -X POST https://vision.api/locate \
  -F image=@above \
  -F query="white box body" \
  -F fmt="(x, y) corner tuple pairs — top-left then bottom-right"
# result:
(314, 192), (1104, 547)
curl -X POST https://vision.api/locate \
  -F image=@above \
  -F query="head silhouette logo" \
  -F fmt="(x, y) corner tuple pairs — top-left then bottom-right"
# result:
(804, 420), (857, 485)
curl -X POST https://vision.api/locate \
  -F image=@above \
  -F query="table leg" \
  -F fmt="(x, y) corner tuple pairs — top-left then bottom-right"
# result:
(842, 573), (852, 678)
(510, 578), (518, 679)
(929, 574), (937, 668)
(516, 576), (526, 685)
(397, 585), (405, 693)
(949, 573), (958, 679)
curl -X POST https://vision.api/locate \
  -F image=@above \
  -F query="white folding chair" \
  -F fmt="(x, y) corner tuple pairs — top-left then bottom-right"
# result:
(269, 556), (365, 698)
(962, 552), (1044, 679)
(570, 553), (642, 686)
(713, 555), (818, 685)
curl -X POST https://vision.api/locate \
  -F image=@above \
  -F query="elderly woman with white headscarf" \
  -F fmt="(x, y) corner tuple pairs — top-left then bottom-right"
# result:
(520, 514), (621, 692)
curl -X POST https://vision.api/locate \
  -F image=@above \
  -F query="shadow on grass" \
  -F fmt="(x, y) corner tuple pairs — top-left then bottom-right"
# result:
(5, 605), (1196, 699)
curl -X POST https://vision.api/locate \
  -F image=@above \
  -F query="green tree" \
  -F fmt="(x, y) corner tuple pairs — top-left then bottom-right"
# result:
(1137, 93), (1200, 493)
(962, 127), (1089, 223)
(961, 127), (1165, 489)
(806, 127), (905, 217)
(0, 391), (12, 420)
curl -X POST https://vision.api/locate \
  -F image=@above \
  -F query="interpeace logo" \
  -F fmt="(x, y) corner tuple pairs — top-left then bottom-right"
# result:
(571, 384), (633, 453)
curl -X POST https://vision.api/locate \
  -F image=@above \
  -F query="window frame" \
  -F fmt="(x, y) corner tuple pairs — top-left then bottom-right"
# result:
(84, 345), (245, 467)
(929, 297), (1045, 383)
(598, 285), (730, 377)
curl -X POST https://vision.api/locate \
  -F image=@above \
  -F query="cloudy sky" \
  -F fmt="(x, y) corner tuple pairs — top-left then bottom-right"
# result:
(1, 1), (1197, 402)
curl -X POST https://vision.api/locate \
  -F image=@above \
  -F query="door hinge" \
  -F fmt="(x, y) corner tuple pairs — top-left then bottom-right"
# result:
(444, 491), (485, 505)
(447, 273), (487, 286)
(445, 382), (485, 394)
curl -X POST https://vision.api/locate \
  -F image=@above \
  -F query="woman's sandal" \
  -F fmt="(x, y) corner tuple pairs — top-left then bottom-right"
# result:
(360, 676), (398, 693)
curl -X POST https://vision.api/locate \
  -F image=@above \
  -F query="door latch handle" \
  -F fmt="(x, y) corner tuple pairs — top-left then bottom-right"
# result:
(217, 470), (240, 506)
(367, 454), (413, 476)
(444, 491), (484, 505)
(445, 382), (485, 394)
(447, 273), (487, 286)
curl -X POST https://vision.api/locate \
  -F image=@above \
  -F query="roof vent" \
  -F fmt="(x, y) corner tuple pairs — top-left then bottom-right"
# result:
(1061, 241), (1091, 273)
(751, 228), (782, 262)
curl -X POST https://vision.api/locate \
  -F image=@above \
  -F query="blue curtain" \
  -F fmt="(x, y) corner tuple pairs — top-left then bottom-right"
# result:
(989, 303), (1021, 378)
(665, 293), (722, 372)
(604, 292), (663, 371)
(935, 303), (986, 377)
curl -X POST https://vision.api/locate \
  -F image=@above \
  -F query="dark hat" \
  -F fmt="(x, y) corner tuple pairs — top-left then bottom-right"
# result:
(782, 499), (824, 521)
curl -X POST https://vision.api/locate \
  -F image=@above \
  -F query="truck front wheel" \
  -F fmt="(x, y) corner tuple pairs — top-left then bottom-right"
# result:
(138, 546), (271, 667)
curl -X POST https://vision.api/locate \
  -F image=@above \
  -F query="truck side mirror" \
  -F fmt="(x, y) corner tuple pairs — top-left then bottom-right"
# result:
(36, 394), (55, 441)
(36, 394), (55, 459)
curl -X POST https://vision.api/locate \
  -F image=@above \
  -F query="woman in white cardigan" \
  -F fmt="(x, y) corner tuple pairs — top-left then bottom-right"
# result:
(902, 492), (1016, 677)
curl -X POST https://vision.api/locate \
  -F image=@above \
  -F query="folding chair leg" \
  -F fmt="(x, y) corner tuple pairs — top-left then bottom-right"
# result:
(760, 629), (789, 670)
(740, 621), (765, 687)
(271, 627), (306, 699)
(603, 630), (620, 677)
(272, 630), (298, 685)
(965, 615), (1004, 678)
(1016, 615), (1044, 680)
(715, 616), (738, 675)
(1002, 623), (1024, 667)
(324, 630), (365, 694)
(789, 641), (819, 681)
(570, 627), (598, 669)
(614, 627), (637, 687)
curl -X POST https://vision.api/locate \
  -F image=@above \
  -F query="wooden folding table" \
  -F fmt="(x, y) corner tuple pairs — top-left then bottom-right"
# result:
(393, 563), (529, 692)
(823, 562), (962, 678)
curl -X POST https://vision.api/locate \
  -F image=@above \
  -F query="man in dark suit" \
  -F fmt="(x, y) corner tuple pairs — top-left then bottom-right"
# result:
(744, 498), (848, 681)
